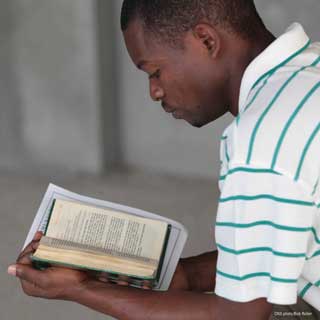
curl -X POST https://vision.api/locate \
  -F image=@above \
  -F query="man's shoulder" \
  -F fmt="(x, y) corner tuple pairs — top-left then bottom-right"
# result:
(224, 67), (320, 185)
(239, 40), (320, 122)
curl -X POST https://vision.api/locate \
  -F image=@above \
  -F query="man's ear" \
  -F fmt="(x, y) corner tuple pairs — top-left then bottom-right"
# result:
(192, 23), (220, 58)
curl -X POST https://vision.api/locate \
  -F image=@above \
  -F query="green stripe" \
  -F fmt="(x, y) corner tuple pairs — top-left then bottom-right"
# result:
(311, 228), (320, 244)
(216, 221), (320, 245)
(295, 122), (320, 180)
(312, 177), (319, 196)
(251, 72), (271, 92)
(237, 41), (311, 126)
(236, 114), (240, 124)
(219, 167), (280, 181)
(217, 243), (305, 258)
(307, 250), (320, 260)
(251, 40), (311, 91)
(216, 220), (309, 231)
(271, 81), (320, 170)
(217, 269), (297, 283)
(244, 72), (274, 113)
(247, 57), (320, 165)
(300, 283), (313, 298)
(224, 140), (230, 163)
(219, 173), (227, 181)
(237, 74), (272, 126)
(219, 194), (314, 206)
(300, 279), (320, 298)
(221, 136), (228, 140)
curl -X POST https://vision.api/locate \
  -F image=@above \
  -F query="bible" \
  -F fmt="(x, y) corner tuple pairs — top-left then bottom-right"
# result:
(23, 184), (187, 290)
(31, 198), (171, 289)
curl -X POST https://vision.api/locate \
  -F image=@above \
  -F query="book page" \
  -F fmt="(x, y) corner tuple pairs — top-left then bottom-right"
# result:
(46, 199), (168, 261)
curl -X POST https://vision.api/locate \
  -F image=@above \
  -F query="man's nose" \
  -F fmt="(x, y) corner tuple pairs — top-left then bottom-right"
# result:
(149, 81), (164, 102)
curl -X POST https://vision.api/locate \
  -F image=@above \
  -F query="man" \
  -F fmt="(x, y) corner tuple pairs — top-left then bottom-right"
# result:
(8, 1), (320, 319)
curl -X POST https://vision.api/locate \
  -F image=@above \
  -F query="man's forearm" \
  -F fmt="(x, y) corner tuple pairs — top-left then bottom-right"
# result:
(181, 250), (218, 292)
(70, 280), (217, 320)
(68, 279), (271, 320)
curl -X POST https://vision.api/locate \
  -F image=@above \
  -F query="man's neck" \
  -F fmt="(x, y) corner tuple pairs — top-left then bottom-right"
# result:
(226, 29), (276, 117)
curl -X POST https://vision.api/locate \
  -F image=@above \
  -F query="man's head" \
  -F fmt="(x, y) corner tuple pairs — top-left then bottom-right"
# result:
(121, 0), (267, 127)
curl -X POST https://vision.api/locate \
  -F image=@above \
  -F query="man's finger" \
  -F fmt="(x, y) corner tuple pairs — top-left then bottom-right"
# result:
(16, 230), (43, 261)
(33, 231), (43, 241)
(20, 280), (48, 298)
(18, 236), (42, 260)
(17, 247), (39, 265)
(8, 264), (49, 289)
(117, 280), (129, 286)
(117, 275), (129, 286)
(17, 241), (40, 264)
(98, 276), (110, 283)
(142, 280), (152, 290)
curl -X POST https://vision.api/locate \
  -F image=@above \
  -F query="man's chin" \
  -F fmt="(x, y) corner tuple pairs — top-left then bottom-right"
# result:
(191, 122), (205, 128)
(174, 110), (208, 128)
(183, 114), (208, 128)
(186, 118), (204, 128)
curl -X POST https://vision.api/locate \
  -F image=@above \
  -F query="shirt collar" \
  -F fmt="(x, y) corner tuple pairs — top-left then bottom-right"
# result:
(238, 23), (310, 114)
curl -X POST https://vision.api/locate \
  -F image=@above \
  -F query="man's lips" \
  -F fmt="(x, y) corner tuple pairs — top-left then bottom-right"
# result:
(161, 103), (184, 119)
(172, 110), (184, 119)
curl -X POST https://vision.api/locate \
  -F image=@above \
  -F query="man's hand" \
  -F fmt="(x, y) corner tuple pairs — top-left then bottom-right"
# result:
(170, 251), (218, 293)
(8, 231), (90, 300)
(169, 261), (190, 291)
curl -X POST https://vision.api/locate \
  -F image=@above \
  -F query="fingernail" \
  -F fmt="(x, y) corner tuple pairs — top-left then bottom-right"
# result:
(7, 265), (17, 277)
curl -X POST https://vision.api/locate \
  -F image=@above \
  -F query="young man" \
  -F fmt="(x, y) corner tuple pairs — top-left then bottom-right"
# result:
(8, 1), (320, 319)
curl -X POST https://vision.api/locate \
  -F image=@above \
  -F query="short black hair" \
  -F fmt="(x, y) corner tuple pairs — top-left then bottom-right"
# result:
(121, 0), (265, 47)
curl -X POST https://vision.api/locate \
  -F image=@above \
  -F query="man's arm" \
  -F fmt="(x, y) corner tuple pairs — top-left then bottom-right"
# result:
(10, 234), (272, 320)
(68, 277), (272, 320)
(176, 250), (218, 292)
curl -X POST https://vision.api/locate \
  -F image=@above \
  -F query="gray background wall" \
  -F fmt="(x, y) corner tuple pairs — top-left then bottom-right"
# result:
(1, 0), (103, 173)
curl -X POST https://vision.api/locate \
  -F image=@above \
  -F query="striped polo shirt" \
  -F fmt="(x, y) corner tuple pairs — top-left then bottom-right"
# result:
(214, 23), (320, 311)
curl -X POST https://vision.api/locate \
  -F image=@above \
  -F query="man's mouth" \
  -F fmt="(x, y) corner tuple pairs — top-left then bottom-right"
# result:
(161, 102), (185, 119)
(172, 110), (183, 119)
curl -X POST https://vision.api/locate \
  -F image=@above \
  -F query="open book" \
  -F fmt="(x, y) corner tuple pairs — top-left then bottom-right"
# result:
(23, 184), (188, 290)
(32, 198), (171, 288)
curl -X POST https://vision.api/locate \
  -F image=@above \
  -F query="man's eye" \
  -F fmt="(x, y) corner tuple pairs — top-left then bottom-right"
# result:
(149, 70), (160, 79)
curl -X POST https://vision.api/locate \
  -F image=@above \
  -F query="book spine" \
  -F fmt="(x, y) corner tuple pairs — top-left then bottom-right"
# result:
(44, 199), (56, 235)
(155, 224), (172, 283)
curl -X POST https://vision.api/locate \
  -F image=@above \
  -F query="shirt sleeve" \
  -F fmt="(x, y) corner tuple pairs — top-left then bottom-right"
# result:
(214, 165), (317, 305)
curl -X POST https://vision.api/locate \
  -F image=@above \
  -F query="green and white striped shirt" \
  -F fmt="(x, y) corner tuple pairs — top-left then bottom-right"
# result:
(214, 23), (320, 310)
